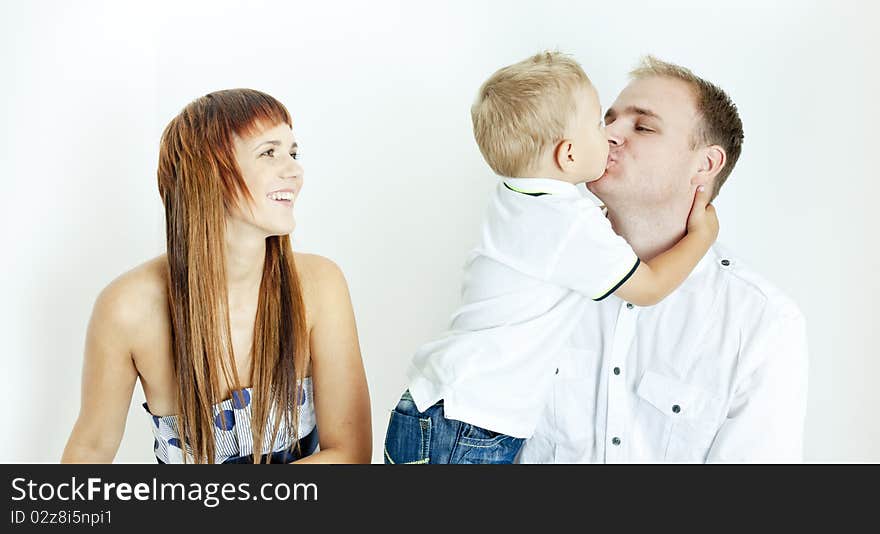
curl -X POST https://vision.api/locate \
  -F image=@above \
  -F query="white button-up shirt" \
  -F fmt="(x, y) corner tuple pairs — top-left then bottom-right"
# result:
(407, 178), (638, 438)
(517, 243), (809, 463)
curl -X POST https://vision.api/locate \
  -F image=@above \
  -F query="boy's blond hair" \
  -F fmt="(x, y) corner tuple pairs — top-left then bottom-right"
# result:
(471, 51), (591, 177)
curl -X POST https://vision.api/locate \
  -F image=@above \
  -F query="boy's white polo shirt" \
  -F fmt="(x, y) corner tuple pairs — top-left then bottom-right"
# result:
(407, 177), (639, 438)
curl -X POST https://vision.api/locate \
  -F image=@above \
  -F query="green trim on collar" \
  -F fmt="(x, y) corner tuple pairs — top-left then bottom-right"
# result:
(503, 182), (549, 197)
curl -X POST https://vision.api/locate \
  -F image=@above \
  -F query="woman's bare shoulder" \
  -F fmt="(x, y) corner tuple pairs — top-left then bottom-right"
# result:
(92, 255), (168, 336)
(294, 252), (346, 285)
(293, 253), (351, 314)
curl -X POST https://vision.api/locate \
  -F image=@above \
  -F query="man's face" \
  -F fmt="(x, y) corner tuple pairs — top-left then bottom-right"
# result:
(587, 76), (702, 210)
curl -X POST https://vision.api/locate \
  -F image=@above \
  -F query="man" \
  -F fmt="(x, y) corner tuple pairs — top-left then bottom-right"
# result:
(517, 56), (809, 463)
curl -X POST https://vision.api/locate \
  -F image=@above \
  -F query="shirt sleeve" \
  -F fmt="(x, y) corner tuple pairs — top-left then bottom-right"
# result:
(478, 195), (639, 299)
(705, 302), (809, 463)
(547, 200), (640, 299)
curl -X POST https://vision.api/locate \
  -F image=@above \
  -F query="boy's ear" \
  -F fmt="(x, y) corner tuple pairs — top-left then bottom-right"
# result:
(691, 144), (726, 187)
(554, 140), (575, 172)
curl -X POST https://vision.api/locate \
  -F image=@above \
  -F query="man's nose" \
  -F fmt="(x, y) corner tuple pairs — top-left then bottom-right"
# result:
(606, 125), (623, 147)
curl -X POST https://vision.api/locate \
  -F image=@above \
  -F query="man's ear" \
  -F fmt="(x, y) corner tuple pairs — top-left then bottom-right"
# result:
(691, 144), (726, 188)
(554, 139), (575, 172)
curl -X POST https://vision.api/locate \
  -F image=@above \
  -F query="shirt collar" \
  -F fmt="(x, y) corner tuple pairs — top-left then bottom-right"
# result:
(502, 177), (582, 199)
(690, 247), (716, 277)
(675, 244), (723, 294)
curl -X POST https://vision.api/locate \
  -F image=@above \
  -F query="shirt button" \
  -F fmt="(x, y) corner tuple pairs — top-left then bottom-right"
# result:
(721, 259), (730, 266)
(555, 368), (559, 375)
(672, 405), (681, 414)
(613, 367), (621, 375)
(626, 303), (634, 309)
(612, 437), (621, 446)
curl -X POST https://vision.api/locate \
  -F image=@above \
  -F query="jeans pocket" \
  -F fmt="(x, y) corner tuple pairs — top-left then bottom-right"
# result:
(456, 424), (525, 464)
(459, 423), (502, 443)
(384, 410), (432, 464)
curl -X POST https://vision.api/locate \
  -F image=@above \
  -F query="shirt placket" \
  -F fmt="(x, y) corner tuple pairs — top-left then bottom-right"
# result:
(604, 301), (638, 463)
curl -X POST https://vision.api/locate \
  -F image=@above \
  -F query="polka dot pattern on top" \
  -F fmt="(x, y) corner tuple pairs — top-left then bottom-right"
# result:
(142, 376), (315, 464)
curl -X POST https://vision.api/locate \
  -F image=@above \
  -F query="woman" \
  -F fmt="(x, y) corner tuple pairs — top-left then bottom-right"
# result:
(61, 89), (371, 463)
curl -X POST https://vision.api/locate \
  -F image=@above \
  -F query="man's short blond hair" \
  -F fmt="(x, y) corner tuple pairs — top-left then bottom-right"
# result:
(471, 51), (591, 177)
(630, 55), (744, 200)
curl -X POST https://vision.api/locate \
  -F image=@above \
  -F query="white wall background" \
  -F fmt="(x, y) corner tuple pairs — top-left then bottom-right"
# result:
(1, 0), (877, 463)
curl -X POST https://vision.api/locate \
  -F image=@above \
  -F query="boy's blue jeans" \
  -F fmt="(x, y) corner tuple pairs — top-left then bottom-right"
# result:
(383, 390), (525, 464)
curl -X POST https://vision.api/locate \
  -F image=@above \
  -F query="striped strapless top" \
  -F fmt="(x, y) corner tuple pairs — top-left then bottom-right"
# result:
(143, 377), (317, 464)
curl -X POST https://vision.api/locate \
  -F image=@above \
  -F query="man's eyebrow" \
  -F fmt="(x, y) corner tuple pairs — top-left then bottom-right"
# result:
(253, 140), (298, 150)
(629, 106), (662, 120)
(605, 105), (662, 121)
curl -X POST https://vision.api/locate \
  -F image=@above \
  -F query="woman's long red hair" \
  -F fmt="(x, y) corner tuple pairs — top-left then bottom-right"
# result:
(156, 89), (307, 463)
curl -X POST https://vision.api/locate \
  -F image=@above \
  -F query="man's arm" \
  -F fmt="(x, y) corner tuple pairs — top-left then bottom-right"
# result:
(706, 302), (809, 462)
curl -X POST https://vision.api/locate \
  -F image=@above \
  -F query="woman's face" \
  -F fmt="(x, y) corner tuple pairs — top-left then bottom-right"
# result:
(229, 121), (304, 237)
